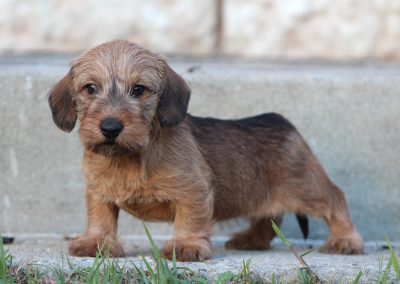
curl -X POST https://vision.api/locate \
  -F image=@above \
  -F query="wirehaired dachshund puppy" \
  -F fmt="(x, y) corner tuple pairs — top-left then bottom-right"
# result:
(48, 40), (363, 261)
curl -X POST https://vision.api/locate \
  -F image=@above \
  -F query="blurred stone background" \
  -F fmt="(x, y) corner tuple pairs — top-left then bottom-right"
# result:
(1, 0), (400, 60)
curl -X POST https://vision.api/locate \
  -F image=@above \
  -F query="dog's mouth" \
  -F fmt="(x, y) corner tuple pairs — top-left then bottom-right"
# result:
(104, 138), (117, 145)
(90, 140), (131, 156)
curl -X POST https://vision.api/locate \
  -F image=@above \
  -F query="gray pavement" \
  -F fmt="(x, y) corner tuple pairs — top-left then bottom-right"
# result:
(5, 235), (399, 283)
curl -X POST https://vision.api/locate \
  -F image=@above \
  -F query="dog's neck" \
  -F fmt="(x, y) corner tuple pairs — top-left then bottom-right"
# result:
(143, 123), (184, 172)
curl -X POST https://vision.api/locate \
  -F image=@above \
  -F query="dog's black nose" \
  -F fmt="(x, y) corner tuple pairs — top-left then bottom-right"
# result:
(100, 118), (123, 140)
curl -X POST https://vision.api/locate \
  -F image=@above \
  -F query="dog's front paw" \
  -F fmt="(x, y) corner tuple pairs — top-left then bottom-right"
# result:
(69, 235), (125, 257)
(319, 232), (363, 255)
(162, 238), (211, 262)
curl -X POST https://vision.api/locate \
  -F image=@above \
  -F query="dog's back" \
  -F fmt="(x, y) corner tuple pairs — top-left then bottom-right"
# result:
(188, 112), (313, 220)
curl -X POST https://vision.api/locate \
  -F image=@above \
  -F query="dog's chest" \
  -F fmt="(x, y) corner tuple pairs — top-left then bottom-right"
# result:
(92, 167), (174, 221)
(116, 197), (175, 222)
(83, 155), (171, 204)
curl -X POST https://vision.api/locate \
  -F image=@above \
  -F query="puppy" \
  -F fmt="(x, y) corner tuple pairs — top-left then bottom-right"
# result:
(48, 40), (363, 261)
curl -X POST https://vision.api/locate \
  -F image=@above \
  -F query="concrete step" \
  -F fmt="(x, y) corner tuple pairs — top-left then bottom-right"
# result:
(4, 236), (400, 283)
(0, 57), (399, 243)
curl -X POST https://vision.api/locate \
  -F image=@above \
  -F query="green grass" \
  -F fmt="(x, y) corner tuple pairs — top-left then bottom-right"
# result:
(132, 225), (207, 283)
(271, 221), (321, 284)
(351, 271), (362, 284)
(214, 259), (262, 284)
(0, 235), (15, 284)
(378, 237), (400, 284)
(48, 227), (208, 284)
(0, 237), (44, 283)
(270, 221), (400, 284)
(271, 222), (400, 284)
(0, 228), (260, 284)
(1, 228), (400, 283)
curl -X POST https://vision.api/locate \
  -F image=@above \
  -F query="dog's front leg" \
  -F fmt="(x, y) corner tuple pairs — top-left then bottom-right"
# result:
(69, 189), (125, 257)
(162, 192), (213, 262)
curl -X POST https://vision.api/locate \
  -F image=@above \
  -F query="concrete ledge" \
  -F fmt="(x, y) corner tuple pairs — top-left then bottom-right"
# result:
(1, 57), (400, 241)
(5, 236), (399, 283)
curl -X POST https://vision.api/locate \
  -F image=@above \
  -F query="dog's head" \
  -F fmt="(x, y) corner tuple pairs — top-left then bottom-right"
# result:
(48, 40), (191, 155)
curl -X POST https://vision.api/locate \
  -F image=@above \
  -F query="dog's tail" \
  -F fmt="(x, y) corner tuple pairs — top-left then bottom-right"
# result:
(295, 214), (309, 239)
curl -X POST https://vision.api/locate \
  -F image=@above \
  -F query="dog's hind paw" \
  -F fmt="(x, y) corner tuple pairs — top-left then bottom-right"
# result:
(319, 232), (363, 255)
(225, 234), (271, 250)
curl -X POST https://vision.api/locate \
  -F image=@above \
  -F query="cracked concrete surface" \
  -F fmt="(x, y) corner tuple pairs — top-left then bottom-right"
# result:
(5, 236), (400, 283)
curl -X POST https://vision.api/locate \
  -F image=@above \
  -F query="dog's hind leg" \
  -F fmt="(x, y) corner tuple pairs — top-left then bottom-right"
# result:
(225, 216), (282, 250)
(289, 175), (364, 255)
(317, 183), (364, 254)
(280, 133), (363, 254)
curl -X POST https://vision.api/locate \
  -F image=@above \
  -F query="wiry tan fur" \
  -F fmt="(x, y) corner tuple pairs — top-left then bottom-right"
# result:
(48, 40), (363, 261)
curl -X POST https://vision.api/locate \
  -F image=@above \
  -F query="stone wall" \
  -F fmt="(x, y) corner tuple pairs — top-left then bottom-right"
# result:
(1, 0), (400, 59)
(2, 60), (400, 240)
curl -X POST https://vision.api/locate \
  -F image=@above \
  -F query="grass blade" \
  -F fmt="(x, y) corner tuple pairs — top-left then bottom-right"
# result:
(298, 268), (311, 284)
(172, 245), (177, 274)
(300, 248), (317, 258)
(86, 240), (114, 284)
(143, 224), (162, 260)
(352, 271), (362, 284)
(271, 221), (321, 284)
(377, 242), (384, 279)
(271, 272), (277, 284)
(134, 264), (150, 284)
(385, 237), (400, 280)
(110, 263), (125, 284)
(215, 271), (234, 283)
(141, 255), (156, 281)
(380, 258), (392, 284)
(0, 235), (8, 284)
(271, 221), (291, 247)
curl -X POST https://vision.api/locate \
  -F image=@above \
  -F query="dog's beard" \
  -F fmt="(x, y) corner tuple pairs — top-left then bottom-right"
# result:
(87, 140), (143, 156)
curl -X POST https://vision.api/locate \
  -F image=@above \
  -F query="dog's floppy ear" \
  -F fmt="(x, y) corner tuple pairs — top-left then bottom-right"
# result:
(48, 72), (77, 132)
(158, 65), (191, 128)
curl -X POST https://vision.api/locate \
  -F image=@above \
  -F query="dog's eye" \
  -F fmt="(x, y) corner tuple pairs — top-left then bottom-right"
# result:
(85, 84), (98, 95)
(130, 85), (145, 97)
